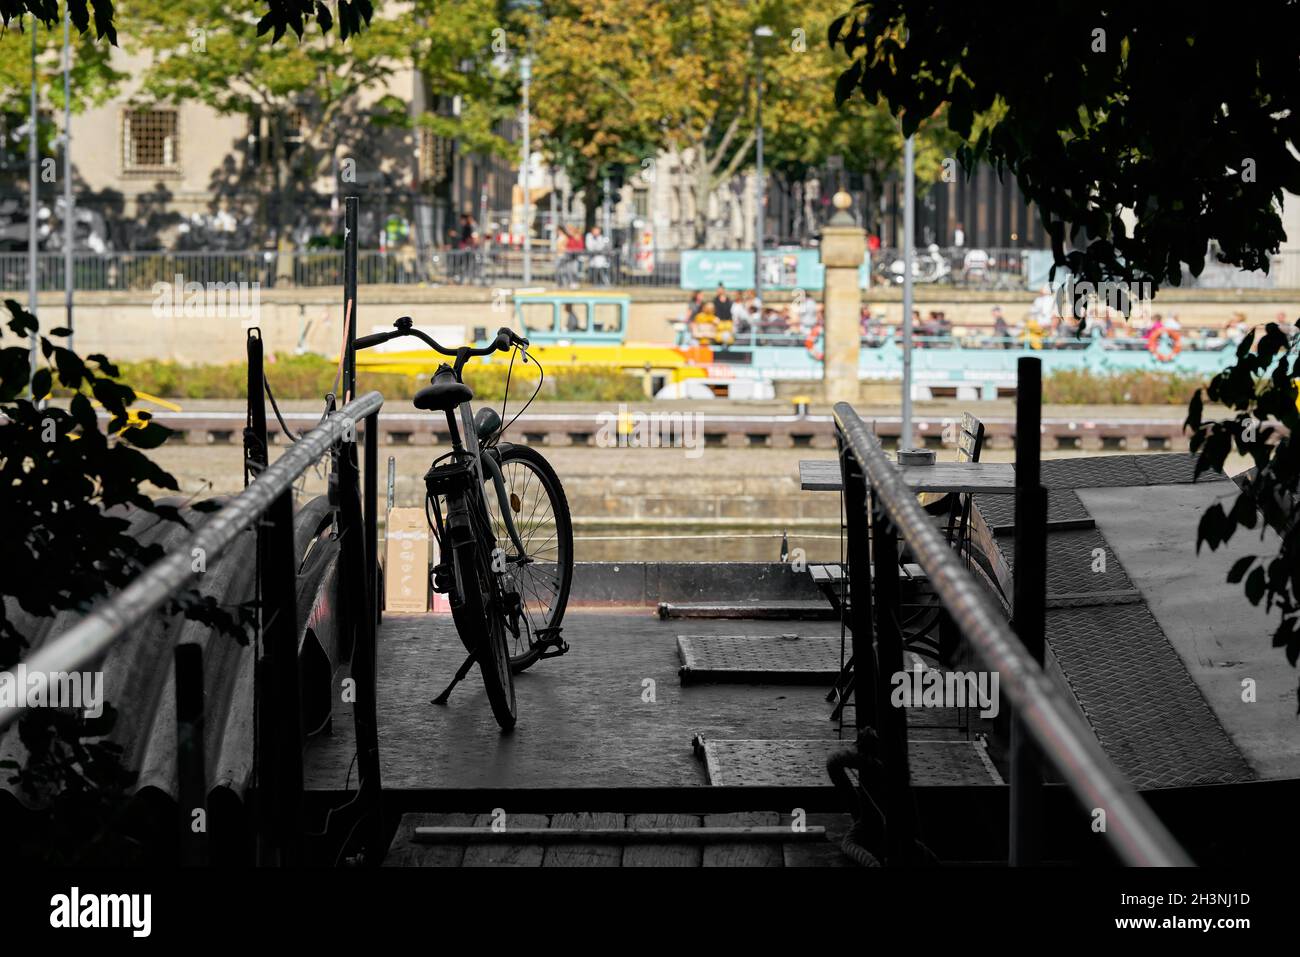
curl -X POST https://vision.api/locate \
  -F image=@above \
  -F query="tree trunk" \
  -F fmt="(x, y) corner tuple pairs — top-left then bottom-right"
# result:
(583, 170), (600, 234)
(692, 152), (711, 248)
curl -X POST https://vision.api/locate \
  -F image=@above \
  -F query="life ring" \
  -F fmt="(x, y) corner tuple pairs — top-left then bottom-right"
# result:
(1147, 327), (1182, 362)
(805, 323), (824, 362)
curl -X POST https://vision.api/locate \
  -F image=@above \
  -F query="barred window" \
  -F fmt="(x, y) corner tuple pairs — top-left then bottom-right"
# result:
(419, 127), (451, 185)
(122, 109), (178, 171)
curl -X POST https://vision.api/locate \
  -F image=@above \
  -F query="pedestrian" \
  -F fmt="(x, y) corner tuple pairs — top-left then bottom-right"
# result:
(992, 305), (1011, 348)
(712, 284), (734, 321)
(585, 225), (611, 285)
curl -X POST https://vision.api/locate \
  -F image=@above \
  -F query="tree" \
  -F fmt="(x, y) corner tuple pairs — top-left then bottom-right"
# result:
(531, 0), (958, 245)
(1, 0), (374, 44)
(529, 0), (665, 233)
(131, 1), (410, 242)
(830, 1), (1300, 703)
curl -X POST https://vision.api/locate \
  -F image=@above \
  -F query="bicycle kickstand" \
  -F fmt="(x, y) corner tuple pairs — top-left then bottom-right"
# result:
(432, 651), (478, 705)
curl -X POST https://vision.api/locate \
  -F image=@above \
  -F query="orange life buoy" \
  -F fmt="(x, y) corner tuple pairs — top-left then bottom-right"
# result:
(805, 323), (824, 362)
(1147, 327), (1182, 362)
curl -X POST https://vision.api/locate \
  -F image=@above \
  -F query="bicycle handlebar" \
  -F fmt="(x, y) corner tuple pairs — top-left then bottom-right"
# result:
(352, 316), (528, 357)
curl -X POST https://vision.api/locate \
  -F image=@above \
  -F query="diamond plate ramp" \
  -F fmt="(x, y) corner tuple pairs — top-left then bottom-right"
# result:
(977, 457), (1254, 790)
(677, 634), (845, 684)
(975, 487), (1091, 530)
(694, 738), (1003, 787)
(1046, 604), (1253, 788)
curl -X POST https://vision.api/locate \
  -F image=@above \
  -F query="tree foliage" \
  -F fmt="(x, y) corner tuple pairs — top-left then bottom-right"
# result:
(829, 1), (1300, 702)
(1, 0), (373, 44)
(532, 0), (957, 241)
(0, 301), (251, 862)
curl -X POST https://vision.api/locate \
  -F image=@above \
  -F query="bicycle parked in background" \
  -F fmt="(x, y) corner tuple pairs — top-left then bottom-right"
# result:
(354, 317), (574, 730)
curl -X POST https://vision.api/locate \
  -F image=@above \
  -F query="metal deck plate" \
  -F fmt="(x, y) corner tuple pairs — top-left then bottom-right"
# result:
(979, 455), (1254, 790)
(697, 738), (1003, 787)
(677, 634), (847, 684)
(1046, 603), (1253, 788)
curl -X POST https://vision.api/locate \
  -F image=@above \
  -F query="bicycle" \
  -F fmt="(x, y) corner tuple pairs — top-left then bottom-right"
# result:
(353, 316), (574, 731)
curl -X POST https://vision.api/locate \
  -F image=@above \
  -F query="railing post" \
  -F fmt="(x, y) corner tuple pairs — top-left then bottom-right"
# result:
(1011, 356), (1046, 866)
(245, 330), (267, 487)
(336, 431), (384, 862)
(257, 485), (304, 866)
(869, 488), (916, 864)
(365, 411), (379, 626)
(174, 642), (208, 867)
(839, 437), (876, 729)
(344, 196), (359, 402)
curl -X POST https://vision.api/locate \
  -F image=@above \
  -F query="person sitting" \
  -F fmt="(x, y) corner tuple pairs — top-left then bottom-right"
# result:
(691, 301), (719, 345)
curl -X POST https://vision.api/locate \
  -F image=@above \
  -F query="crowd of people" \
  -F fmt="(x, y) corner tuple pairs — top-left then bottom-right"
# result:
(682, 285), (824, 346)
(679, 283), (1296, 354)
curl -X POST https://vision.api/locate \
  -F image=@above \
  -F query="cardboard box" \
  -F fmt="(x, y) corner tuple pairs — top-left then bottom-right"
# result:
(383, 507), (431, 613)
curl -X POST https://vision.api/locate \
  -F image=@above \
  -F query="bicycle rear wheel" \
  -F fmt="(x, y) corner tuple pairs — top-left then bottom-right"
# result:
(486, 443), (574, 672)
(448, 510), (517, 731)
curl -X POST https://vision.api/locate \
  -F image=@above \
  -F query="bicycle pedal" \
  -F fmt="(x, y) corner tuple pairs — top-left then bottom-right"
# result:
(538, 640), (569, 659)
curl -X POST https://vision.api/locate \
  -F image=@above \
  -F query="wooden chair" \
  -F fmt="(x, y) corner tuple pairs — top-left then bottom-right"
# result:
(824, 413), (988, 722)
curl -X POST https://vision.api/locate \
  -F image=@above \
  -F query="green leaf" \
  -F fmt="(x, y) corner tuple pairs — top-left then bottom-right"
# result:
(1245, 566), (1267, 605)
(121, 421), (172, 449)
(31, 367), (52, 401)
(1227, 555), (1254, 584)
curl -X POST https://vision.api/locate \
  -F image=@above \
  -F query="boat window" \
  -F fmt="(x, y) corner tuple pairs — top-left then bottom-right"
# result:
(593, 302), (623, 333)
(561, 302), (589, 333)
(520, 301), (556, 333)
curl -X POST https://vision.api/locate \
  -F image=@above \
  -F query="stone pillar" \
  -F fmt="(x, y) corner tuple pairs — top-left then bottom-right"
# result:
(820, 192), (865, 406)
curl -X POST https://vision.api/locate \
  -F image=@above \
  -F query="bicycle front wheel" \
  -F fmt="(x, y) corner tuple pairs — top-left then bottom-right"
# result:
(486, 443), (574, 672)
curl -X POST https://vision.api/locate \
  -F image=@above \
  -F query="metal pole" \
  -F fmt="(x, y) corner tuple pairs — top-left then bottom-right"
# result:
(900, 134), (915, 450)
(344, 196), (358, 401)
(841, 446), (876, 730)
(62, 6), (73, 351)
(1010, 357), (1046, 866)
(365, 411), (379, 627)
(521, 55), (532, 284)
(754, 38), (765, 310)
(27, 17), (39, 393)
(870, 488), (916, 864)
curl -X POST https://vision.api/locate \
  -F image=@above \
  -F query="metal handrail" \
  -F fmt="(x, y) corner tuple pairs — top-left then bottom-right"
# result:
(833, 402), (1192, 867)
(0, 390), (384, 733)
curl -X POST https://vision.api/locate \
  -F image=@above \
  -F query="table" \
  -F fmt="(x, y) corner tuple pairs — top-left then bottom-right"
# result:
(799, 459), (1016, 495)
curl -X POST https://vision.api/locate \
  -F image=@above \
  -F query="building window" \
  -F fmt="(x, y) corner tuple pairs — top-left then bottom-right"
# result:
(419, 127), (451, 185)
(122, 109), (178, 172)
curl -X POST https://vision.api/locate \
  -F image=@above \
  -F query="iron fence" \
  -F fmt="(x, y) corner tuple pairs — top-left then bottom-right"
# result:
(2, 246), (1297, 293)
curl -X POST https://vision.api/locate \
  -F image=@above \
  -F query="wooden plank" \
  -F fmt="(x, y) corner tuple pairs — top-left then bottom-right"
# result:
(541, 812), (625, 867)
(801, 458), (1016, 495)
(623, 813), (703, 867)
(781, 812), (852, 868)
(461, 812), (550, 867)
(384, 812), (476, 867)
(703, 811), (783, 867)
(808, 564), (835, 583)
(899, 462), (1015, 495)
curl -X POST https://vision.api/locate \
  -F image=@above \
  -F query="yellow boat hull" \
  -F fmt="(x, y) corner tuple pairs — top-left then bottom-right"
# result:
(354, 342), (704, 382)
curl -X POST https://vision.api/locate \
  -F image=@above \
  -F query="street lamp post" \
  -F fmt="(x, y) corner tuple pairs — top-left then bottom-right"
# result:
(901, 133), (915, 450)
(753, 25), (773, 310)
(63, 5), (73, 351)
(520, 54), (532, 284)
(27, 17), (38, 393)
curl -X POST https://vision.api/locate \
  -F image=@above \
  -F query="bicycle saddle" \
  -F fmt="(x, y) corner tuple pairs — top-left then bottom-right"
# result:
(413, 367), (474, 412)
